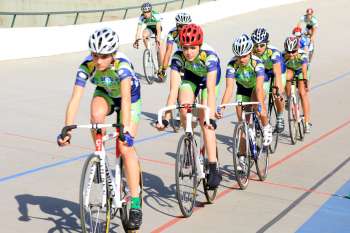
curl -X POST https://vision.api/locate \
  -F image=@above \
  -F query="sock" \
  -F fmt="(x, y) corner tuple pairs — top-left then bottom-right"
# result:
(208, 162), (218, 173)
(277, 112), (284, 119)
(131, 197), (141, 209)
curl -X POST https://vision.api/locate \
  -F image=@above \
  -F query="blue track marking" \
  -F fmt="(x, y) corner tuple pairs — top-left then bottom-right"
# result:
(296, 179), (350, 233)
(0, 71), (349, 184)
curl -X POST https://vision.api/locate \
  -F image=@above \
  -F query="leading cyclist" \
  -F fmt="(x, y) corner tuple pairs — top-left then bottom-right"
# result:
(297, 8), (318, 62)
(156, 24), (222, 189)
(133, 2), (164, 71)
(57, 28), (143, 230)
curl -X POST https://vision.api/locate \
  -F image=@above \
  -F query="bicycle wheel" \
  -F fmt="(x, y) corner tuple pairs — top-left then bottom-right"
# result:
(255, 125), (269, 181)
(287, 97), (298, 145)
(175, 134), (198, 217)
(120, 160), (143, 232)
(232, 122), (251, 190)
(203, 146), (219, 204)
(143, 49), (155, 84)
(298, 117), (305, 141)
(268, 96), (279, 153)
(80, 154), (111, 233)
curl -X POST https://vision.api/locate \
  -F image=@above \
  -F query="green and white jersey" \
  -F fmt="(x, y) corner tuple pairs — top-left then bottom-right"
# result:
(75, 52), (141, 102)
(166, 27), (180, 48)
(226, 55), (265, 89)
(138, 10), (162, 28)
(282, 49), (308, 72)
(299, 15), (318, 28)
(170, 44), (220, 77)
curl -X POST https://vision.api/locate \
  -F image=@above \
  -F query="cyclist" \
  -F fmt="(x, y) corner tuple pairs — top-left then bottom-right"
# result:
(283, 36), (312, 133)
(57, 28), (143, 230)
(251, 27), (286, 133)
(133, 2), (164, 71)
(158, 12), (192, 81)
(292, 26), (310, 53)
(156, 24), (222, 189)
(297, 8), (318, 62)
(216, 34), (272, 170)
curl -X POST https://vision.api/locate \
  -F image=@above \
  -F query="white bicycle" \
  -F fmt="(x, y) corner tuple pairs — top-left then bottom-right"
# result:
(158, 103), (219, 217)
(60, 123), (143, 233)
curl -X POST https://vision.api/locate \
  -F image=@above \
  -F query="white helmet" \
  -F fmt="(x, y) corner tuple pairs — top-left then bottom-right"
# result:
(175, 12), (192, 25)
(232, 34), (253, 57)
(284, 36), (299, 52)
(88, 28), (119, 54)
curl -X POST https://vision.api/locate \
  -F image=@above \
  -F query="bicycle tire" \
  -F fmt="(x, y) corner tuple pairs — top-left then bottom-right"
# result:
(175, 134), (198, 217)
(232, 122), (251, 190)
(268, 95), (279, 153)
(120, 159), (143, 232)
(255, 124), (269, 181)
(80, 154), (111, 233)
(203, 146), (219, 204)
(142, 49), (155, 85)
(287, 97), (298, 145)
(298, 117), (305, 141)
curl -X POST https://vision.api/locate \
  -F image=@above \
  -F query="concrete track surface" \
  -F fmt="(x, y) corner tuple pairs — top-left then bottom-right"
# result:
(1, 0), (350, 232)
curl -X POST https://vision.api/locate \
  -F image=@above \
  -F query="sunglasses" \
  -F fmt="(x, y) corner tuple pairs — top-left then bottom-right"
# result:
(143, 11), (151, 14)
(176, 24), (184, 29)
(254, 43), (267, 48)
(287, 50), (298, 54)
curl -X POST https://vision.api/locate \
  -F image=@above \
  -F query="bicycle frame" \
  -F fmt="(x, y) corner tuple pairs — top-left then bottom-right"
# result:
(289, 79), (304, 124)
(219, 102), (261, 159)
(63, 124), (127, 210)
(158, 103), (210, 179)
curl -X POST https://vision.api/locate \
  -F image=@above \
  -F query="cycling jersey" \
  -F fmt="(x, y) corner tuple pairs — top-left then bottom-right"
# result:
(170, 44), (221, 98)
(299, 15), (318, 28)
(226, 55), (265, 88)
(299, 35), (313, 52)
(75, 52), (141, 103)
(253, 45), (286, 78)
(138, 10), (162, 29)
(283, 50), (309, 80)
(282, 50), (308, 72)
(166, 27), (180, 48)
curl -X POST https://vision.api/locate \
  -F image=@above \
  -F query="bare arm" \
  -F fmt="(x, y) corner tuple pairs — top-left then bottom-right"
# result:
(164, 69), (181, 120)
(120, 78), (132, 132)
(206, 70), (217, 119)
(162, 43), (173, 69)
(272, 62), (283, 93)
(65, 85), (84, 125)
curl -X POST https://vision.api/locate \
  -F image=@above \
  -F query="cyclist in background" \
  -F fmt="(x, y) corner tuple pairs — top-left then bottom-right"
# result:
(251, 28), (286, 133)
(283, 36), (312, 133)
(292, 26), (314, 64)
(297, 8), (318, 62)
(217, 34), (272, 147)
(156, 24), (222, 190)
(133, 2), (164, 71)
(57, 28), (143, 230)
(158, 12), (192, 81)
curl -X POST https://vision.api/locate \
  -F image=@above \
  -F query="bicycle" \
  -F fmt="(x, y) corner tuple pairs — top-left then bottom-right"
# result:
(59, 123), (143, 233)
(218, 102), (269, 190)
(140, 34), (159, 85)
(267, 85), (280, 154)
(286, 78), (305, 145)
(157, 103), (218, 217)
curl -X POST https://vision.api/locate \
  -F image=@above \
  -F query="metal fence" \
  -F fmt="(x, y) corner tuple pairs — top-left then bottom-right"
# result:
(0, 0), (215, 27)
